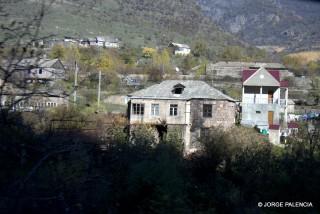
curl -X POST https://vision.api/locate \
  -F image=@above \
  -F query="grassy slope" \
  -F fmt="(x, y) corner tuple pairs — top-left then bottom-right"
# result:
(286, 51), (320, 65)
(2, 0), (244, 52)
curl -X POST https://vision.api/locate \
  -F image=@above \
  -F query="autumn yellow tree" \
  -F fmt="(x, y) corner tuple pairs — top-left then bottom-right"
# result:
(142, 47), (156, 58)
(94, 50), (120, 73)
(152, 49), (171, 74)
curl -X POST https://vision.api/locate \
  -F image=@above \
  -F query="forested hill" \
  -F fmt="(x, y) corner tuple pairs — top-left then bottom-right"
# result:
(2, 0), (244, 53)
(198, 0), (320, 51)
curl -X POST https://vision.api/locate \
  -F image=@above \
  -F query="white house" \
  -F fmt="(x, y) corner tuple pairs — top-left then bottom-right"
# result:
(241, 67), (289, 144)
(169, 42), (191, 56)
(82, 36), (120, 48)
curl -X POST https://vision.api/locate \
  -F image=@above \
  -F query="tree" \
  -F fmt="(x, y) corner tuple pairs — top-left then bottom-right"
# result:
(142, 47), (156, 58)
(221, 46), (244, 61)
(192, 40), (208, 57)
(49, 44), (66, 59)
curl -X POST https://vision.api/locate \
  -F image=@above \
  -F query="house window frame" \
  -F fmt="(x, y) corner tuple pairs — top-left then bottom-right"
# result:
(203, 104), (213, 118)
(132, 103), (145, 115)
(169, 104), (178, 116)
(151, 103), (160, 116)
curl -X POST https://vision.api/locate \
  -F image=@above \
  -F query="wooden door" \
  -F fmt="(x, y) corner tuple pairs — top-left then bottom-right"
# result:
(268, 91), (273, 104)
(268, 111), (274, 125)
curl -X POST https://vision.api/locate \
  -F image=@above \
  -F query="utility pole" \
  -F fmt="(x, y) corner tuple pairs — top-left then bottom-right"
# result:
(97, 70), (101, 108)
(73, 61), (78, 105)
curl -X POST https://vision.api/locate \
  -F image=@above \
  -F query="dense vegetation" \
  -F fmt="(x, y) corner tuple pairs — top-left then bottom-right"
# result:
(0, 108), (319, 214)
(1, 0), (272, 61)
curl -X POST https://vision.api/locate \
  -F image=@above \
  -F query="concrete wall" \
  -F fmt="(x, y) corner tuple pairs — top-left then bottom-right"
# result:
(241, 103), (281, 127)
(269, 129), (280, 144)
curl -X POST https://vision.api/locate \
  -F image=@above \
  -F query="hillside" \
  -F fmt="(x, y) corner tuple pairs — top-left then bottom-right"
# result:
(1, 0), (244, 54)
(198, 0), (320, 51)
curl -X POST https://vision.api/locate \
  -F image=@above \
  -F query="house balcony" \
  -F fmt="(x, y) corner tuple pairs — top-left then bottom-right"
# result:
(242, 96), (287, 107)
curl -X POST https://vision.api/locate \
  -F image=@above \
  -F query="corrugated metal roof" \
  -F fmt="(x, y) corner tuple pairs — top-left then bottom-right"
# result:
(128, 80), (236, 101)
(14, 58), (61, 68)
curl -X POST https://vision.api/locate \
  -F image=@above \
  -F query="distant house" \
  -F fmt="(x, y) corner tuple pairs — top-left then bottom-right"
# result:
(241, 67), (289, 144)
(63, 37), (79, 46)
(0, 83), (69, 111)
(127, 80), (236, 153)
(104, 36), (120, 48)
(10, 58), (66, 84)
(82, 36), (120, 48)
(169, 42), (191, 56)
(121, 76), (141, 87)
(118, 74), (148, 88)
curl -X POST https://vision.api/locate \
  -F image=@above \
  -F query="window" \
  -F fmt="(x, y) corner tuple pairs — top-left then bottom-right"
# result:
(169, 104), (178, 116)
(256, 111), (261, 114)
(172, 84), (185, 94)
(132, 103), (145, 115)
(203, 104), (212, 117)
(173, 87), (183, 94)
(151, 104), (160, 116)
(39, 68), (42, 74)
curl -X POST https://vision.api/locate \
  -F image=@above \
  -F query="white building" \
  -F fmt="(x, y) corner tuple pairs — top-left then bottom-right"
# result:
(241, 67), (289, 144)
(169, 42), (191, 56)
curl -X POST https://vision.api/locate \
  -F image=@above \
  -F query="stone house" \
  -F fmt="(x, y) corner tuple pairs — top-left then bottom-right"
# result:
(0, 83), (68, 111)
(10, 58), (66, 84)
(241, 67), (289, 144)
(127, 80), (236, 153)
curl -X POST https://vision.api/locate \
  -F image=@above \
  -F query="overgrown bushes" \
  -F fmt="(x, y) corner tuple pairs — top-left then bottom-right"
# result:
(0, 112), (319, 213)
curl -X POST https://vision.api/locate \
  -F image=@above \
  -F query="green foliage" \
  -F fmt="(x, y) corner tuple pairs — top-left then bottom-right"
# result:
(192, 40), (208, 57)
(49, 44), (66, 59)
(1, 113), (320, 213)
(220, 46), (244, 61)
(223, 87), (241, 100)
(220, 46), (267, 62)
(181, 55), (199, 71)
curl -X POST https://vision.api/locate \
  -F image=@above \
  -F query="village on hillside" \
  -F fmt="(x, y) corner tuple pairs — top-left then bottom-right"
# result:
(1, 0), (320, 212)
(1, 35), (319, 153)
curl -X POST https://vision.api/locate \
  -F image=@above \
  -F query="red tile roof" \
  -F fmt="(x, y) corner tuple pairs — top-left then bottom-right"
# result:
(269, 124), (280, 130)
(267, 70), (280, 82)
(288, 122), (299, 129)
(242, 69), (281, 83)
(242, 69), (257, 82)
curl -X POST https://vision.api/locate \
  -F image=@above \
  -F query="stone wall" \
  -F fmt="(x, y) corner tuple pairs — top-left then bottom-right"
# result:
(129, 99), (189, 125)
(190, 100), (236, 129)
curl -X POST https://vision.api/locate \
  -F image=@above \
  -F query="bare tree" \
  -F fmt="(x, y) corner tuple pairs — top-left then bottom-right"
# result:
(0, 0), (73, 123)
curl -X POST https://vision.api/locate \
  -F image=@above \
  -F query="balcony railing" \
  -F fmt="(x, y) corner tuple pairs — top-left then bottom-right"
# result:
(243, 97), (287, 106)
